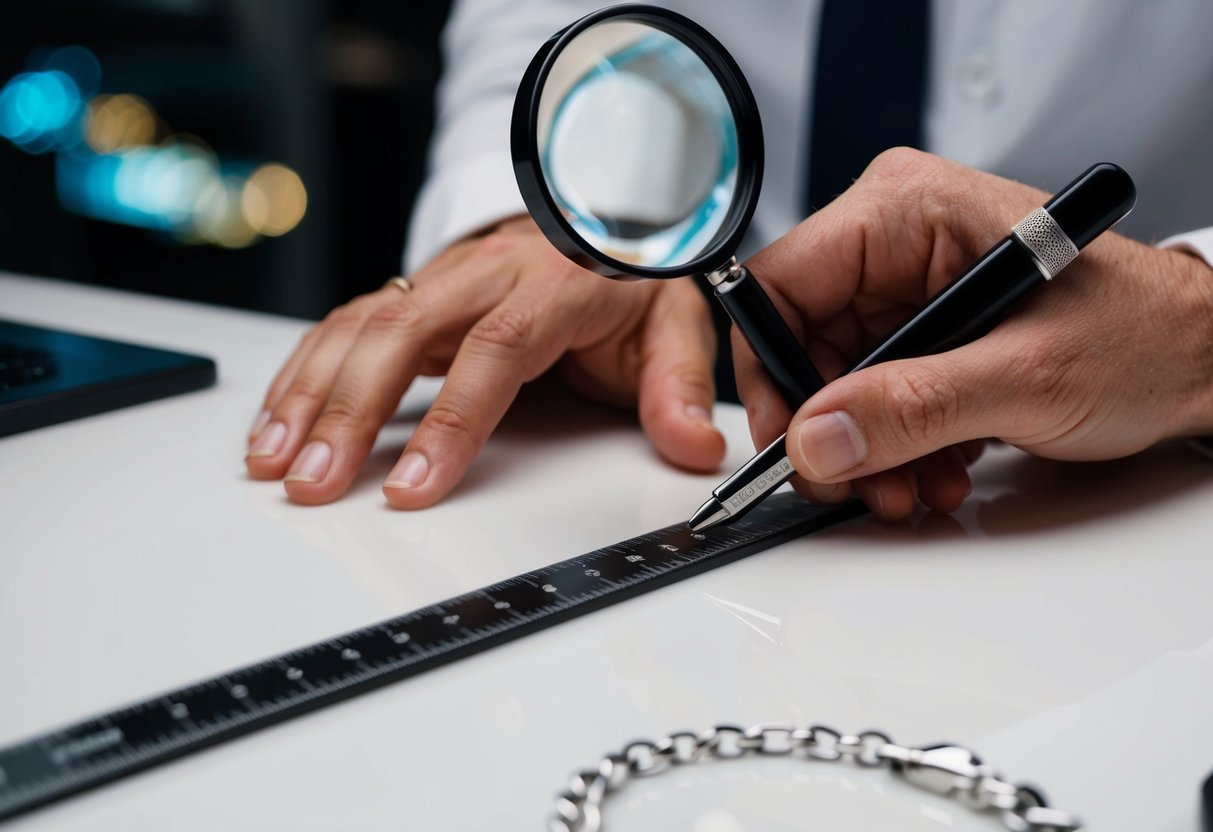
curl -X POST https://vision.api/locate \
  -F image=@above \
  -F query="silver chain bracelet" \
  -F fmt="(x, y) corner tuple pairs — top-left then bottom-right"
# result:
(550, 723), (1082, 832)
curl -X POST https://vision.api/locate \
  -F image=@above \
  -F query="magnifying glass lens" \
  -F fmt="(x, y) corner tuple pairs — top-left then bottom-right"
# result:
(537, 21), (739, 269)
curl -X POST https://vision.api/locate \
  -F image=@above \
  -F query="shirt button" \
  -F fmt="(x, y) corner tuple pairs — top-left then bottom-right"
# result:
(957, 53), (1000, 104)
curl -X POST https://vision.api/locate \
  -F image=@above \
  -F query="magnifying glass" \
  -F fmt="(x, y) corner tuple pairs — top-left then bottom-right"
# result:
(511, 3), (825, 408)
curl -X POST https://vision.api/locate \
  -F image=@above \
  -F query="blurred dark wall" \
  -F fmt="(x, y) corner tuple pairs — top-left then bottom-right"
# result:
(0, 0), (451, 319)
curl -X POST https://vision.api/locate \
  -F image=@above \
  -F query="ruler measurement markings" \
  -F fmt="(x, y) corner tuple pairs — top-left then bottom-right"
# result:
(0, 496), (865, 822)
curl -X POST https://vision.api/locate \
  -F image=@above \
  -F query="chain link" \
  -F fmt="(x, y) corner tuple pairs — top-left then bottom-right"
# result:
(548, 722), (1082, 832)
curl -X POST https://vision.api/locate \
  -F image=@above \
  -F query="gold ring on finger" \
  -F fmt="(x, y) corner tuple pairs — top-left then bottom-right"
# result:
(384, 275), (414, 295)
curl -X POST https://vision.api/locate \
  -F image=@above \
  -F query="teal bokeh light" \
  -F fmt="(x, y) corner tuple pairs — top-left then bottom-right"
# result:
(57, 142), (225, 234)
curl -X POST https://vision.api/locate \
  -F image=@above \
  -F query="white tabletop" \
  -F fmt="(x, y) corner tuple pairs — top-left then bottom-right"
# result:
(2, 271), (1211, 831)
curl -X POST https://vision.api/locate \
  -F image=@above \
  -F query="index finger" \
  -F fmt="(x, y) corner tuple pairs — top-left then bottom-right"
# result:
(380, 286), (588, 509)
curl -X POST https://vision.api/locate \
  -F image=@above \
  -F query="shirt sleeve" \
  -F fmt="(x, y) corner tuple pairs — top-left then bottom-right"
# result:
(403, 0), (605, 273)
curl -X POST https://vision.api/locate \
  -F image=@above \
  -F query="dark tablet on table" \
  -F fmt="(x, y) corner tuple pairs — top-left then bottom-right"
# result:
(0, 319), (216, 437)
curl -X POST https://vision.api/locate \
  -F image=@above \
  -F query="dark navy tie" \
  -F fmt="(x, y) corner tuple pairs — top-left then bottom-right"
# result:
(806, 0), (931, 212)
(712, 1), (931, 403)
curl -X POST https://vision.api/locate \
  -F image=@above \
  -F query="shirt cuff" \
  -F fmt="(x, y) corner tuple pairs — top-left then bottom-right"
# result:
(1158, 227), (1213, 266)
(403, 150), (527, 274)
(1160, 229), (1213, 459)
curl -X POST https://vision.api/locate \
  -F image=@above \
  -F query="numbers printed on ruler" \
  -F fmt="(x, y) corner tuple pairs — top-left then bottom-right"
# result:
(0, 494), (866, 823)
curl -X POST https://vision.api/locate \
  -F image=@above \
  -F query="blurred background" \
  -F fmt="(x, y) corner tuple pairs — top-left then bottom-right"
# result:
(0, 0), (453, 319)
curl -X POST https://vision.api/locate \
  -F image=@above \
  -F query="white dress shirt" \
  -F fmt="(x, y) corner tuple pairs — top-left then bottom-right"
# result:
(405, 0), (1213, 272)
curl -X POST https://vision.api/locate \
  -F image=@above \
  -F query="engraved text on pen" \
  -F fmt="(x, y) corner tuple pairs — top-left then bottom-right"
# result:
(726, 457), (793, 512)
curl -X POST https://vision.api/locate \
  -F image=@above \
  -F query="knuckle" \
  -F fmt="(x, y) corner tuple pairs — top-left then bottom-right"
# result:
(639, 364), (715, 424)
(671, 365), (715, 399)
(861, 147), (950, 209)
(423, 401), (475, 439)
(1007, 338), (1084, 428)
(316, 389), (368, 430)
(469, 308), (533, 353)
(281, 376), (329, 411)
(535, 246), (593, 285)
(473, 229), (517, 259)
(364, 299), (427, 336)
(882, 366), (959, 448)
(321, 303), (363, 334)
(866, 146), (930, 181)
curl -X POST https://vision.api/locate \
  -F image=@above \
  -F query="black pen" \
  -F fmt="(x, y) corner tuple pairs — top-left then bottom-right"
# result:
(690, 162), (1137, 532)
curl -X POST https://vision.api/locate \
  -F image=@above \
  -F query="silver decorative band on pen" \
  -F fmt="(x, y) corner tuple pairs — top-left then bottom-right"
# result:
(1012, 207), (1080, 280)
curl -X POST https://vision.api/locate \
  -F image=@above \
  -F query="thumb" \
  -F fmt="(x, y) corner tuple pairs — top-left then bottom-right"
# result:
(787, 340), (1019, 482)
(636, 282), (726, 472)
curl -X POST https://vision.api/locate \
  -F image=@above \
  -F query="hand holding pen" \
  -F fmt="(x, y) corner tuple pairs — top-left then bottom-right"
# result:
(692, 150), (1213, 528)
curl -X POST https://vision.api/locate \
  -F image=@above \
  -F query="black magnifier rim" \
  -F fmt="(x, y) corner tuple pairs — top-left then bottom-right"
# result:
(511, 3), (764, 281)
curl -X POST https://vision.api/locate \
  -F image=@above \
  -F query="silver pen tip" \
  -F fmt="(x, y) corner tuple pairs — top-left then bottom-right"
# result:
(688, 497), (732, 532)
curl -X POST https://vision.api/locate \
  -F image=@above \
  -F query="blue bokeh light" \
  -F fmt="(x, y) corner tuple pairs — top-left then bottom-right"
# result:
(38, 46), (102, 99)
(0, 70), (83, 153)
(5, 44), (303, 246)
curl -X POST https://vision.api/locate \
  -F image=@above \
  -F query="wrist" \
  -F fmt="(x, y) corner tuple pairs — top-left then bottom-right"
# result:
(1164, 246), (1213, 437)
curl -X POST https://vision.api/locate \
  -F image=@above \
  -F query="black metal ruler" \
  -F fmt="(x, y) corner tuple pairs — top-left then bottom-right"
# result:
(0, 494), (865, 822)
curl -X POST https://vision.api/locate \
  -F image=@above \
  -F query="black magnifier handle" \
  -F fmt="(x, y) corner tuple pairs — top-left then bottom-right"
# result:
(703, 261), (826, 409)
(1204, 769), (1213, 832)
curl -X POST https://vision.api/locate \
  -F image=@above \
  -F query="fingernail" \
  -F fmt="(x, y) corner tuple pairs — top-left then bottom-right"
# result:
(873, 486), (887, 519)
(796, 411), (867, 478)
(384, 451), (429, 489)
(285, 441), (332, 483)
(249, 409), (271, 440)
(854, 479), (888, 520)
(247, 421), (287, 458)
(685, 403), (712, 426)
